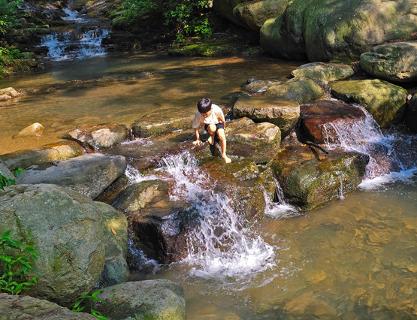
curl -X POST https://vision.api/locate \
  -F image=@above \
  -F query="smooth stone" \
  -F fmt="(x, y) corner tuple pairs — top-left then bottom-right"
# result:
(291, 62), (355, 83)
(360, 41), (417, 83)
(242, 79), (280, 94)
(94, 280), (185, 320)
(298, 100), (366, 144)
(0, 184), (128, 306)
(233, 95), (300, 135)
(330, 79), (407, 128)
(0, 293), (96, 320)
(0, 141), (85, 169)
(131, 115), (194, 138)
(68, 123), (130, 149)
(266, 78), (324, 104)
(16, 122), (45, 137)
(16, 154), (127, 199)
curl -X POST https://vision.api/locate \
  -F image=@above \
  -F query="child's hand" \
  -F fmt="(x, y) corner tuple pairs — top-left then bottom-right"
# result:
(193, 139), (203, 146)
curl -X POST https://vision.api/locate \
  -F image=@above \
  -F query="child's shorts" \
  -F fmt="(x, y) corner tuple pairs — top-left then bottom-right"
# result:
(204, 123), (225, 132)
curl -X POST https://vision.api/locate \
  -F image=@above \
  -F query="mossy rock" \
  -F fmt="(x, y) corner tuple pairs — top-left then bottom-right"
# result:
(360, 41), (417, 83)
(131, 115), (194, 138)
(266, 78), (324, 104)
(330, 79), (407, 128)
(291, 62), (355, 83)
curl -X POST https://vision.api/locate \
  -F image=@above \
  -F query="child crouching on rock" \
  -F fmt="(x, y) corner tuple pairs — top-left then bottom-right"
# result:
(192, 97), (232, 163)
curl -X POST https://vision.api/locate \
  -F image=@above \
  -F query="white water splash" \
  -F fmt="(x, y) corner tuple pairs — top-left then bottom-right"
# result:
(125, 164), (159, 184)
(322, 104), (417, 189)
(265, 178), (299, 219)
(62, 7), (86, 22)
(160, 152), (276, 286)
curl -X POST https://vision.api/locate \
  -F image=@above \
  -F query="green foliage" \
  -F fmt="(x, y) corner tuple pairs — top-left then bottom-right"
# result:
(0, 172), (15, 190)
(0, 230), (38, 295)
(72, 289), (108, 320)
(0, 0), (23, 34)
(112, 0), (157, 25)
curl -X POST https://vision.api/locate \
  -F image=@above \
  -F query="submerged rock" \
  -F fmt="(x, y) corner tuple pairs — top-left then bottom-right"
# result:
(0, 184), (128, 306)
(67, 123), (130, 149)
(266, 78), (324, 104)
(360, 41), (417, 83)
(330, 79), (407, 128)
(291, 62), (355, 83)
(16, 154), (126, 199)
(132, 115), (194, 138)
(226, 117), (281, 163)
(0, 141), (85, 169)
(94, 280), (185, 320)
(16, 122), (45, 137)
(271, 146), (369, 210)
(0, 293), (96, 320)
(298, 100), (366, 144)
(233, 95), (300, 135)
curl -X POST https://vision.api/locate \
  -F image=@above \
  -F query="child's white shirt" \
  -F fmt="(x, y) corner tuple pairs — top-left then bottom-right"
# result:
(192, 104), (224, 129)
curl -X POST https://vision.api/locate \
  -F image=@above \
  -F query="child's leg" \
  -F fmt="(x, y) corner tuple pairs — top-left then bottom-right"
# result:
(216, 128), (231, 163)
(206, 124), (217, 145)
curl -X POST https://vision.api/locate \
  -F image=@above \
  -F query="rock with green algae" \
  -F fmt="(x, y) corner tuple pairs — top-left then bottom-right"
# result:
(291, 62), (355, 83)
(270, 145), (369, 211)
(360, 41), (417, 83)
(131, 115), (194, 138)
(0, 293), (96, 320)
(168, 41), (240, 57)
(330, 79), (407, 128)
(260, 0), (417, 61)
(0, 141), (85, 170)
(266, 78), (324, 104)
(233, 95), (300, 135)
(0, 184), (128, 306)
(93, 280), (185, 320)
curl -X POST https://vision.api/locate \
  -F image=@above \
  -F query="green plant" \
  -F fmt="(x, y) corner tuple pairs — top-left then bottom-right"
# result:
(72, 289), (108, 320)
(0, 0), (23, 34)
(0, 230), (38, 295)
(0, 172), (15, 190)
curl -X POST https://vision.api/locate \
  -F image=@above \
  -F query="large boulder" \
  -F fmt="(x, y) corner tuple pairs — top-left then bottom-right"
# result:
(360, 41), (417, 83)
(330, 79), (408, 128)
(291, 62), (355, 83)
(94, 280), (185, 320)
(16, 154), (127, 199)
(0, 184), (128, 306)
(266, 78), (324, 104)
(226, 117), (281, 163)
(260, 0), (417, 61)
(0, 293), (96, 320)
(406, 94), (417, 133)
(67, 124), (130, 149)
(298, 100), (366, 144)
(233, 95), (300, 135)
(271, 146), (369, 210)
(0, 141), (85, 169)
(233, 0), (291, 31)
(213, 0), (247, 26)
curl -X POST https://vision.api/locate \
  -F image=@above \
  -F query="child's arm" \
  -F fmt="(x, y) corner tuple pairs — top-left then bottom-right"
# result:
(192, 113), (203, 145)
(217, 109), (226, 128)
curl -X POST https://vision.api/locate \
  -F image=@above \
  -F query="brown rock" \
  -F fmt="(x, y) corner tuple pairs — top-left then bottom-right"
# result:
(16, 122), (45, 137)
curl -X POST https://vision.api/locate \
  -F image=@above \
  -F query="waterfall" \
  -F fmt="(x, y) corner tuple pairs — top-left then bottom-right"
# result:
(322, 104), (417, 189)
(264, 178), (299, 219)
(40, 7), (110, 61)
(160, 152), (276, 286)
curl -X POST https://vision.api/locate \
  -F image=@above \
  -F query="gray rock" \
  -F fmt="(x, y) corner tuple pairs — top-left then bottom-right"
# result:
(68, 124), (130, 149)
(0, 160), (14, 180)
(94, 280), (185, 320)
(0, 184), (128, 306)
(131, 115), (194, 138)
(291, 62), (355, 83)
(266, 78), (324, 104)
(17, 154), (127, 199)
(242, 79), (280, 94)
(0, 293), (96, 320)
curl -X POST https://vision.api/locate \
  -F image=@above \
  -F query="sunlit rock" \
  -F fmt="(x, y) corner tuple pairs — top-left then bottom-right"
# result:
(16, 122), (45, 137)
(266, 78), (324, 104)
(131, 115), (194, 138)
(291, 62), (355, 83)
(0, 87), (21, 102)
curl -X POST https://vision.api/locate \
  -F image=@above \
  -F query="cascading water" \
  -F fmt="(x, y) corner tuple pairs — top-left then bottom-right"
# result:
(161, 152), (276, 287)
(40, 6), (110, 61)
(264, 178), (299, 219)
(322, 104), (417, 189)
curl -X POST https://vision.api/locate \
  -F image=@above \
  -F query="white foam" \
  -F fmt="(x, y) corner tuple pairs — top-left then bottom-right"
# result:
(125, 164), (159, 184)
(359, 167), (417, 190)
(264, 178), (299, 219)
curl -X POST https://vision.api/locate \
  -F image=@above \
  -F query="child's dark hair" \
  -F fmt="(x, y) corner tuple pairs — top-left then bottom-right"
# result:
(197, 97), (212, 113)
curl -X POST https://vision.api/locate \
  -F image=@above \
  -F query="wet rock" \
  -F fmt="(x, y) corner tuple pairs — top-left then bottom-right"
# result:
(266, 78), (324, 104)
(16, 122), (45, 137)
(67, 123), (130, 149)
(95, 174), (129, 204)
(93, 280), (185, 320)
(16, 154), (126, 199)
(0, 184), (128, 306)
(0, 293), (96, 320)
(291, 62), (355, 83)
(271, 146), (369, 210)
(360, 42), (417, 83)
(132, 115), (194, 138)
(242, 79), (280, 94)
(405, 94), (417, 132)
(331, 79), (407, 128)
(0, 141), (85, 170)
(299, 100), (366, 144)
(233, 0), (291, 31)
(260, 0), (417, 61)
(226, 117), (281, 163)
(233, 95), (300, 135)
(0, 87), (21, 102)
(0, 160), (14, 180)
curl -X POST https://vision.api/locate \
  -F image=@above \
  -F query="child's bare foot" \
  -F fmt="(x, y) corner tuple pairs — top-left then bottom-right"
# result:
(222, 155), (232, 163)
(207, 136), (214, 145)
